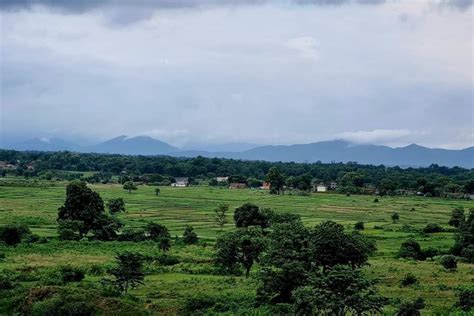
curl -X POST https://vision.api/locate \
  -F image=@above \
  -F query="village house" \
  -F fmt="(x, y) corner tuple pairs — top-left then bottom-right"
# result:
(261, 182), (271, 190)
(330, 182), (338, 190)
(229, 182), (247, 189)
(316, 184), (327, 192)
(171, 177), (189, 187)
(216, 176), (229, 182)
(0, 161), (17, 170)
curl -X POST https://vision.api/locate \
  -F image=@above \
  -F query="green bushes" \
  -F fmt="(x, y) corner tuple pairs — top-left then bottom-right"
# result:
(354, 221), (365, 230)
(42, 266), (85, 285)
(400, 273), (418, 287)
(396, 297), (425, 316)
(423, 223), (443, 233)
(440, 255), (457, 271)
(455, 287), (474, 311)
(398, 239), (422, 260)
(0, 224), (32, 246)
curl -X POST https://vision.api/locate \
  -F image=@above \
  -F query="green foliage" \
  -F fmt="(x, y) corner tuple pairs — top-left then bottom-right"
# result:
(182, 225), (198, 245)
(107, 198), (126, 214)
(265, 167), (285, 195)
(145, 222), (171, 251)
(455, 287), (474, 311)
(392, 212), (400, 223)
(214, 227), (266, 277)
(107, 252), (145, 294)
(354, 221), (365, 230)
(154, 187), (160, 195)
(398, 239), (422, 260)
(396, 297), (425, 316)
(234, 203), (270, 228)
(0, 224), (31, 246)
(400, 273), (418, 287)
(423, 223), (443, 233)
(292, 265), (386, 315)
(122, 181), (137, 194)
(449, 207), (465, 228)
(214, 204), (228, 231)
(57, 181), (105, 238)
(57, 220), (84, 241)
(440, 255), (457, 271)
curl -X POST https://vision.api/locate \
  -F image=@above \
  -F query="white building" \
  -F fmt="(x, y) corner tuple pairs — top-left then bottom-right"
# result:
(171, 177), (189, 187)
(216, 176), (229, 182)
(316, 184), (327, 192)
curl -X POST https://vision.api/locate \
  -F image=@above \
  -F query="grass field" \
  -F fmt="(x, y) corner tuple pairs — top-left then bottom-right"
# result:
(0, 180), (473, 314)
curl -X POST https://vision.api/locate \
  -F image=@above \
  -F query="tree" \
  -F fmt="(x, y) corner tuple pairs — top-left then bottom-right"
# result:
(182, 225), (198, 244)
(234, 203), (269, 228)
(398, 239), (422, 260)
(57, 181), (105, 238)
(265, 167), (285, 194)
(154, 188), (160, 196)
(123, 181), (137, 194)
(107, 198), (125, 214)
(293, 265), (386, 316)
(449, 207), (465, 228)
(214, 228), (266, 277)
(354, 221), (365, 230)
(108, 252), (145, 294)
(440, 255), (457, 271)
(0, 224), (31, 246)
(145, 222), (171, 251)
(214, 204), (228, 232)
(310, 221), (376, 270)
(455, 287), (474, 311)
(391, 212), (400, 223)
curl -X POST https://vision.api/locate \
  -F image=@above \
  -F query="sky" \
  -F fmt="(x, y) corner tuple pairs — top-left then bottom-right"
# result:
(0, 0), (473, 149)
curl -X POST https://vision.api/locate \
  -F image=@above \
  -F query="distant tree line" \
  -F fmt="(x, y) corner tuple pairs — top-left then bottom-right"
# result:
(1, 150), (473, 197)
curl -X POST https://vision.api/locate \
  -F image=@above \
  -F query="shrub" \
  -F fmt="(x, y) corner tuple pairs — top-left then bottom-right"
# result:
(455, 287), (474, 311)
(354, 221), (365, 230)
(398, 239), (422, 260)
(182, 225), (198, 245)
(423, 223), (443, 233)
(396, 297), (425, 316)
(391, 213), (400, 223)
(400, 273), (418, 287)
(440, 255), (457, 271)
(373, 198), (379, 203)
(420, 247), (439, 260)
(57, 220), (83, 241)
(118, 229), (146, 242)
(0, 275), (14, 291)
(0, 224), (31, 246)
(59, 266), (85, 283)
(461, 245), (474, 263)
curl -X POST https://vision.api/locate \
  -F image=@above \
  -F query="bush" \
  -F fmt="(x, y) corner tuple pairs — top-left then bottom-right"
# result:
(420, 247), (439, 260)
(461, 245), (474, 263)
(354, 221), (365, 230)
(0, 275), (15, 291)
(117, 229), (146, 242)
(59, 266), (85, 283)
(182, 225), (198, 245)
(396, 297), (425, 316)
(373, 198), (379, 203)
(400, 273), (418, 287)
(0, 224), (31, 246)
(456, 287), (474, 311)
(398, 239), (422, 260)
(423, 223), (443, 234)
(440, 255), (457, 271)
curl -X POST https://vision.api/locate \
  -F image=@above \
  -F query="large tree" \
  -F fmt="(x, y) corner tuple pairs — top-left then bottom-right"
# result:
(108, 252), (145, 294)
(265, 167), (286, 195)
(214, 227), (266, 277)
(234, 203), (270, 229)
(58, 181), (106, 238)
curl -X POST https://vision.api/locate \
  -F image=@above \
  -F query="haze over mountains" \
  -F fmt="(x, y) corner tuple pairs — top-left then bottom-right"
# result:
(1, 136), (473, 168)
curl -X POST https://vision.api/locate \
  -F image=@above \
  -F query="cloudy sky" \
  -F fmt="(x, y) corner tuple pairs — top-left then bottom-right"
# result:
(0, 0), (472, 149)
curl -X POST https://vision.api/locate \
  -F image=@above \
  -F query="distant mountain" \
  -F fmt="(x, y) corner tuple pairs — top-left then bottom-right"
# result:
(6, 138), (79, 152)
(1, 136), (472, 168)
(85, 135), (178, 155)
(183, 142), (260, 153)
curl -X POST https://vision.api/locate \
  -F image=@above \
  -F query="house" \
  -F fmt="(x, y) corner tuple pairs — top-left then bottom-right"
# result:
(216, 176), (229, 182)
(316, 184), (327, 192)
(171, 177), (189, 187)
(330, 182), (338, 190)
(229, 182), (247, 189)
(261, 182), (271, 190)
(0, 161), (16, 170)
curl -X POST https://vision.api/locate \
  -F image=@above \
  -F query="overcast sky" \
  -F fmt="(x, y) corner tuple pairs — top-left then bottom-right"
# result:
(0, 0), (472, 149)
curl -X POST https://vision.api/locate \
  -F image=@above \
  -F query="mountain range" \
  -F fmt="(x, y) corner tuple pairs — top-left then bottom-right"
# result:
(1, 136), (473, 168)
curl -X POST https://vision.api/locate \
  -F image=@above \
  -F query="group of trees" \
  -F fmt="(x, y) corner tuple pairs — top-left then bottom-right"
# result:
(214, 203), (386, 314)
(449, 207), (474, 263)
(1, 149), (473, 197)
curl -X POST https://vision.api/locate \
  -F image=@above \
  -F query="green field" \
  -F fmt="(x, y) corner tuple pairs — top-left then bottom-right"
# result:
(0, 181), (473, 314)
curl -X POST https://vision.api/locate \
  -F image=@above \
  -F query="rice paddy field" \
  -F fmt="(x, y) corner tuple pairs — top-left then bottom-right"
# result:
(0, 178), (473, 314)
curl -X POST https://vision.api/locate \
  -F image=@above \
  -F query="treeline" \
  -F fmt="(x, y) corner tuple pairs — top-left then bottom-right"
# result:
(1, 149), (473, 196)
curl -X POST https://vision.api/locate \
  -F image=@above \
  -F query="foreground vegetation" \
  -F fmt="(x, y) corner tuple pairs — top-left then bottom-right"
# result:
(0, 177), (473, 314)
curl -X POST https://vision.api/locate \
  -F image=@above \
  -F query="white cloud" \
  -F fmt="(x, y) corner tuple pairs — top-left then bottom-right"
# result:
(336, 129), (427, 146)
(285, 36), (319, 60)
